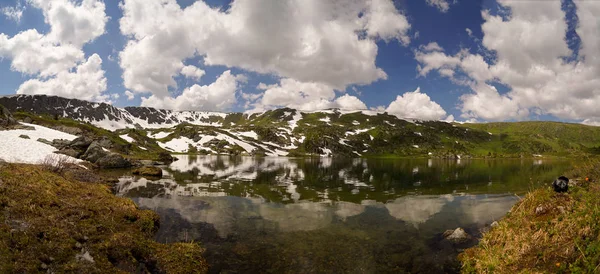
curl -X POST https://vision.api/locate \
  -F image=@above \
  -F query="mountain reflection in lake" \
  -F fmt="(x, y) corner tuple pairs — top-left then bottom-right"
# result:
(114, 156), (570, 273)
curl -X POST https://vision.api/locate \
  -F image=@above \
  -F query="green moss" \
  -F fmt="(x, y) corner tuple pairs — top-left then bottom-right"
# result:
(0, 163), (207, 273)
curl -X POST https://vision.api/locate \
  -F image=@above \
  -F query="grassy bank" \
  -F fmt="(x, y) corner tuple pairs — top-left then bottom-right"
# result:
(0, 162), (207, 273)
(460, 158), (600, 273)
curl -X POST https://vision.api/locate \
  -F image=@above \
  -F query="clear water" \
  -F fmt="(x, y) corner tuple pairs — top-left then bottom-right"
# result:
(113, 156), (571, 273)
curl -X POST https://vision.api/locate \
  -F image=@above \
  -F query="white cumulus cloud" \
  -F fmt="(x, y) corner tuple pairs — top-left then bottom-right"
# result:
(2, 3), (25, 23)
(386, 87), (447, 120)
(0, 0), (109, 102)
(118, 0), (410, 110)
(426, 0), (451, 13)
(180, 65), (206, 81)
(415, 0), (600, 123)
(140, 70), (245, 111)
(16, 54), (108, 102)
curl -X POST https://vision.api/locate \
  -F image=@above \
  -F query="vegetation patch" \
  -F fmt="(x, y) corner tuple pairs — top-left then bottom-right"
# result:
(460, 158), (600, 273)
(0, 163), (207, 273)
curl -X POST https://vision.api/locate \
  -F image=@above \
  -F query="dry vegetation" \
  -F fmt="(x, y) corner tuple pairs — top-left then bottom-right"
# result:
(39, 154), (77, 173)
(0, 163), (208, 273)
(460, 158), (600, 273)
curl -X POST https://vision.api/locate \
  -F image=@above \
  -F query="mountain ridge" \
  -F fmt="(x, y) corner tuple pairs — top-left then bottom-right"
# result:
(2, 94), (600, 158)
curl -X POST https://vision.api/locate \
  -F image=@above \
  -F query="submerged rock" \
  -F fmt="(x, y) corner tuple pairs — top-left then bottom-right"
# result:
(443, 228), (472, 244)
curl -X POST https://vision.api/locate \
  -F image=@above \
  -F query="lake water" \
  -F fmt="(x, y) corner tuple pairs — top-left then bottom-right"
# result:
(114, 156), (571, 273)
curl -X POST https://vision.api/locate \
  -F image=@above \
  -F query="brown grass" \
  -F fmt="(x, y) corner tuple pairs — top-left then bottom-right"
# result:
(460, 158), (600, 273)
(0, 163), (208, 273)
(39, 153), (77, 173)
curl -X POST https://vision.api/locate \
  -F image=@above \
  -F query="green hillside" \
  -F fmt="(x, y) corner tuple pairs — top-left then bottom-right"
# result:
(11, 108), (600, 158)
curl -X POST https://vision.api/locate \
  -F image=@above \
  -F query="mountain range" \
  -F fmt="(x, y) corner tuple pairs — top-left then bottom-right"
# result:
(2, 94), (600, 158)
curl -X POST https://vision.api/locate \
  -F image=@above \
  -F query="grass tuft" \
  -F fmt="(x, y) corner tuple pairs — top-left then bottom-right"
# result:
(0, 163), (208, 273)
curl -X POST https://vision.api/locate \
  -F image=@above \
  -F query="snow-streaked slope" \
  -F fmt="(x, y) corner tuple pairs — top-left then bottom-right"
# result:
(0, 123), (79, 164)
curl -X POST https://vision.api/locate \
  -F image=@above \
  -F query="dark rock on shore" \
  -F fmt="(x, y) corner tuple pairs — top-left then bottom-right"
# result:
(95, 154), (132, 169)
(0, 104), (17, 128)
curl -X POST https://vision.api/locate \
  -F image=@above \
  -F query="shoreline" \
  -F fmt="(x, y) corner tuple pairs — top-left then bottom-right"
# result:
(0, 162), (208, 273)
(459, 159), (600, 272)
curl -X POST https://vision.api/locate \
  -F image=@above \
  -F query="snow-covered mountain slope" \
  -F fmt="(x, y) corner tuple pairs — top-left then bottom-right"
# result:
(5, 95), (595, 158)
(0, 95), (229, 131)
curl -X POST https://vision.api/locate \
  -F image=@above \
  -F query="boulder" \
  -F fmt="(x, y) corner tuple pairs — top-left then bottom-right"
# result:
(70, 136), (94, 150)
(158, 152), (174, 164)
(95, 154), (132, 169)
(53, 125), (83, 135)
(133, 166), (163, 177)
(0, 104), (18, 129)
(443, 228), (472, 244)
(52, 139), (72, 150)
(96, 136), (114, 149)
(18, 134), (30, 139)
(23, 117), (32, 124)
(57, 148), (82, 158)
(37, 138), (53, 146)
(81, 141), (107, 163)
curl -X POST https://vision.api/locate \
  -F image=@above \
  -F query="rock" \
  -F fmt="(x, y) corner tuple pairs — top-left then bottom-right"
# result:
(491, 221), (499, 228)
(58, 148), (82, 158)
(96, 136), (114, 149)
(137, 160), (160, 166)
(535, 205), (546, 215)
(553, 176), (569, 193)
(158, 152), (174, 164)
(443, 228), (472, 244)
(81, 141), (132, 168)
(23, 117), (32, 124)
(18, 134), (30, 139)
(37, 138), (53, 146)
(133, 166), (163, 177)
(52, 139), (72, 149)
(81, 141), (107, 163)
(40, 263), (48, 270)
(53, 125), (83, 135)
(0, 104), (17, 128)
(95, 153), (132, 169)
(557, 206), (566, 214)
(70, 136), (93, 150)
(76, 250), (95, 263)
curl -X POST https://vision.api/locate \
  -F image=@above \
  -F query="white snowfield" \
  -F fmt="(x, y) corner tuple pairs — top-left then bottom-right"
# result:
(90, 111), (228, 131)
(0, 123), (79, 164)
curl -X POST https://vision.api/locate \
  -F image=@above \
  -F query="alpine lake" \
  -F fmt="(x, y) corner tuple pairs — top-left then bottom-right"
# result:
(108, 156), (571, 273)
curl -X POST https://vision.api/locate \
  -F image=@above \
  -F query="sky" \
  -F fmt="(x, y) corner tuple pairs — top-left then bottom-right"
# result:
(0, 0), (599, 125)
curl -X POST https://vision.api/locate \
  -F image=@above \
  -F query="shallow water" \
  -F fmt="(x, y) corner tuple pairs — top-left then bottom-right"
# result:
(114, 156), (570, 273)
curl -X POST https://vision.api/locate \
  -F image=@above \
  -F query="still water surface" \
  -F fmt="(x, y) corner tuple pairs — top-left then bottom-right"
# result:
(114, 156), (570, 273)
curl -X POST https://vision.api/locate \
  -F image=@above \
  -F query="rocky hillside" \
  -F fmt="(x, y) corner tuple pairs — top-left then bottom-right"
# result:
(3, 95), (600, 158)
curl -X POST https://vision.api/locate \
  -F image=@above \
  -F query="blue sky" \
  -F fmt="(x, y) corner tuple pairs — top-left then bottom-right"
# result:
(0, 0), (598, 124)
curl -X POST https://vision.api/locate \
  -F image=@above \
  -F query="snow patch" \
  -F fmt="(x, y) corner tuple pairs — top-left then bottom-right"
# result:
(119, 134), (135, 143)
(0, 123), (79, 164)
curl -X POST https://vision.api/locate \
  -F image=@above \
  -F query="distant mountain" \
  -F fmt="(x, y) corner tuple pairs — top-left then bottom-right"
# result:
(2, 94), (600, 158)
(0, 95), (227, 130)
